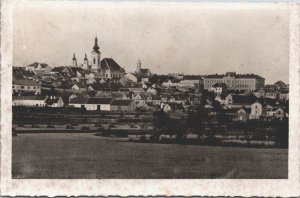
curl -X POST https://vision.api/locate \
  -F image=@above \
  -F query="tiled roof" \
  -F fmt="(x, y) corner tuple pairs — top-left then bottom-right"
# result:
(86, 97), (112, 104)
(13, 79), (40, 86)
(13, 95), (45, 100)
(101, 58), (125, 73)
(111, 99), (133, 106)
(45, 97), (60, 104)
(69, 97), (88, 104)
(205, 73), (264, 80)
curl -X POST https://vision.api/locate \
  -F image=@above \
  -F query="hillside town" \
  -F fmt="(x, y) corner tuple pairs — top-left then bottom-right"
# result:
(12, 36), (289, 147)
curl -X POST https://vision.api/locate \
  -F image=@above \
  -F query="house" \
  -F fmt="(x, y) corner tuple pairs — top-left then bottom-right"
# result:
(69, 97), (89, 108)
(141, 77), (149, 83)
(26, 62), (52, 73)
(142, 82), (149, 89)
(210, 82), (227, 95)
(86, 77), (96, 85)
(178, 75), (203, 88)
(124, 73), (138, 83)
(266, 107), (285, 119)
(85, 97), (113, 111)
(279, 90), (289, 100)
(110, 99), (136, 111)
(72, 83), (86, 91)
(235, 106), (250, 122)
(228, 94), (257, 109)
(264, 90), (278, 99)
(249, 102), (265, 119)
(162, 103), (172, 112)
(12, 95), (45, 107)
(13, 79), (41, 95)
(147, 87), (157, 95)
(253, 88), (265, 98)
(45, 96), (64, 107)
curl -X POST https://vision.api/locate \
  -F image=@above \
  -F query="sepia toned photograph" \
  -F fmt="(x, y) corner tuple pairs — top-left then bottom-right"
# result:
(1, 0), (300, 196)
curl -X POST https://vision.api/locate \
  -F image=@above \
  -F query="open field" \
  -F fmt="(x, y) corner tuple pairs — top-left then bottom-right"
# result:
(12, 133), (288, 179)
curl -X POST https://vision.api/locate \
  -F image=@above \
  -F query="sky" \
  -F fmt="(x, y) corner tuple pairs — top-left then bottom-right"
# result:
(13, 2), (290, 84)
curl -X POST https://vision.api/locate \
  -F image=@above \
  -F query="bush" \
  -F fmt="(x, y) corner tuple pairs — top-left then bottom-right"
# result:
(66, 125), (74, 129)
(139, 135), (147, 142)
(31, 124), (39, 128)
(81, 126), (90, 130)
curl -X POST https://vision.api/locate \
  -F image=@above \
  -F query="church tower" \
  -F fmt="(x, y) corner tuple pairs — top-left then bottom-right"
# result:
(91, 36), (101, 73)
(136, 58), (141, 74)
(83, 53), (88, 70)
(72, 53), (77, 67)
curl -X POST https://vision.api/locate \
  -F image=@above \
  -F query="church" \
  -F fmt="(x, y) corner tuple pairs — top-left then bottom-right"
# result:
(71, 36), (125, 82)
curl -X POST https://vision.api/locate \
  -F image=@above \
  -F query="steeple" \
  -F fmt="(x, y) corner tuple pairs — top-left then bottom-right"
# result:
(84, 53), (88, 61)
(72, 53), (78, 67)
(93, 36), (100, 53)
(72, 53), (77, 61)
(136, 58), (141, 74)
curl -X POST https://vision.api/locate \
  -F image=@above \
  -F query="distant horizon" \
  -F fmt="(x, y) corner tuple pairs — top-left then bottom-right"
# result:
(13, 2), (289, 84)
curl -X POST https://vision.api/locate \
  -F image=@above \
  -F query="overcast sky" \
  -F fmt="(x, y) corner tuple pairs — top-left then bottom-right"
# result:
(13, 2), (290, 84)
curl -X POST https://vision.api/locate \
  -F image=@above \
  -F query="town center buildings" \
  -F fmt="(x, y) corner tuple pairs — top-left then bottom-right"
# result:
(203, 72), (265, 91)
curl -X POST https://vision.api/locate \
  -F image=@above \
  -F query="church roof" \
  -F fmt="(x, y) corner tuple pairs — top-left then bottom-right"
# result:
(101, 58), (125, 73)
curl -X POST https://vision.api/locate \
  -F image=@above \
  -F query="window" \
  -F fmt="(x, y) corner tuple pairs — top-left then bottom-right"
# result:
(21, 86), (24, 89)
(12, 86), (15, 88)
(93, 58), (95, 64)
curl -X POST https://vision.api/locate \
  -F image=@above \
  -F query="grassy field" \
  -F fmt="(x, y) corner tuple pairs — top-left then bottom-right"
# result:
(12, 133), (288, 179)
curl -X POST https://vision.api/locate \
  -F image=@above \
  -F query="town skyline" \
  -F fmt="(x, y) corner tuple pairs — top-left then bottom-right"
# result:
(13, 2), (289, 84)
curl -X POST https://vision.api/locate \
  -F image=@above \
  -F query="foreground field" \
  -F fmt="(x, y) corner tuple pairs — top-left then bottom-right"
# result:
(12, 133), (288, 179)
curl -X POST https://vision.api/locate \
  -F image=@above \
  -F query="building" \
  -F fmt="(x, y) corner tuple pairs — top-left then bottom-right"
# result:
(266, 107), (285, 119)
(72, 53), (78, 67)
(135, 58), (151, 78)
(204, 72), (265, 91)
(26, 62), (52, 73)
(91, 36), (101, 72)
(178, 75), (203, 88)
(72, 83), (86, 91)
(100, 58), (125, 82)
(249, 102), (265, 119)
(85, 97), (113, 111)
(110, 99), (136, 111)
(279, 90), (289, 100)
(83, 53), (89, 70)
(124, 73), (138, 83)
(210, 82), (227, 95)
(236, 106), (250, 122)
(69, 97), (89, 108)
(13, 95), (45, 107)
(45, 96), (64, 107)
(13, 79), (41, 95)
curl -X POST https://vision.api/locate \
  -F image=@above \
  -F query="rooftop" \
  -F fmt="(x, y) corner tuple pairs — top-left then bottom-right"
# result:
(110, 99), (133, 106)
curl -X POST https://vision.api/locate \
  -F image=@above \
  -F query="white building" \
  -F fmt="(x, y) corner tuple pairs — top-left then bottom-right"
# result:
(85, 97), (112, 111)
(249, 102), (265, 119)
(13, 96), (45, 107)
(204, 72), (265, 91)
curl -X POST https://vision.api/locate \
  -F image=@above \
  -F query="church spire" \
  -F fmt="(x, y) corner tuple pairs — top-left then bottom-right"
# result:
(93, 36), (100, 53)
(72, 53), (76, 61)
(84, 53), (88, 61)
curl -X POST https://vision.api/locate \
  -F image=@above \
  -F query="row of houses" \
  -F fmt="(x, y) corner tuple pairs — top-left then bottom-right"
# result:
(12, 95), (136, 112)
(235, 102), (286, 121)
